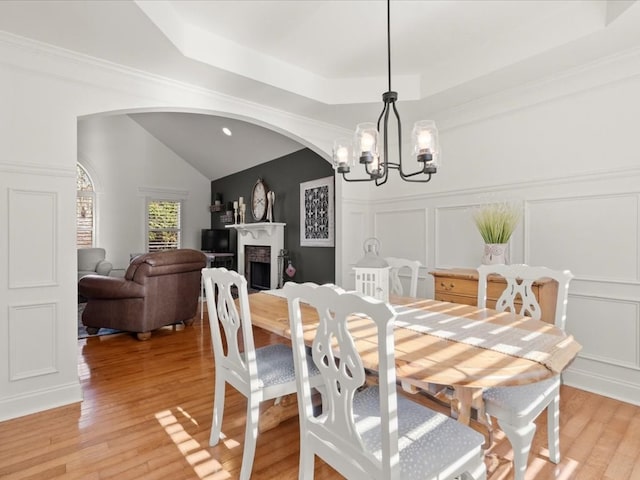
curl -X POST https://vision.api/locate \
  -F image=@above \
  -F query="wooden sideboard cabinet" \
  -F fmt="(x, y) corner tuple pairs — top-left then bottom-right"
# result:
(429, 268), (559, 324)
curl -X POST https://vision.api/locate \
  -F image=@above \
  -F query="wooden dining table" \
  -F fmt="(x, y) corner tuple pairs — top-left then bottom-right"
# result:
(247, 290), (582, 430)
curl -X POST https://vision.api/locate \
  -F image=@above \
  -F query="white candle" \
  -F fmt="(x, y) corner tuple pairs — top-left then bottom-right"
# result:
(233, 201), (238, 208)
(238, 196), (244, 205)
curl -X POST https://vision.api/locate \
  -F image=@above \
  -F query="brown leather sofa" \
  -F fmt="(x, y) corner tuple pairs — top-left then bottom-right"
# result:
(78, 249), (207, 340)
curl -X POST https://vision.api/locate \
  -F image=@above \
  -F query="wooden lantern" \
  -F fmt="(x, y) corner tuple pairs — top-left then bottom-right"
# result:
(353, 238), (390, 302)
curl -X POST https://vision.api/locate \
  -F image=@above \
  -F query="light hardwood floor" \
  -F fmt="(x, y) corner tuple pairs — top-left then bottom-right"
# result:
(1, 311), (639, 480)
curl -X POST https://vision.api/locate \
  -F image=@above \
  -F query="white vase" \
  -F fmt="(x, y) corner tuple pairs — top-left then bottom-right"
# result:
(482, 243), (508, 265)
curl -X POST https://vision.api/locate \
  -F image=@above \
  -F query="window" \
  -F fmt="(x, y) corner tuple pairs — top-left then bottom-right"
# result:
(147, 199), (182, 252)
(76, 163), (95, 247)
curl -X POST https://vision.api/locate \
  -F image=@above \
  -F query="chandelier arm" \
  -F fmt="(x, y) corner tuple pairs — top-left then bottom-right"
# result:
(382, 100), (393, 180)
(398, 157), (436, 179)
(391, 98), (402, 170)
(376, 102), (387, 130)
(375, 174), (389, 187)
(341, 171), (375, 183)
(398, 173), (434, 183)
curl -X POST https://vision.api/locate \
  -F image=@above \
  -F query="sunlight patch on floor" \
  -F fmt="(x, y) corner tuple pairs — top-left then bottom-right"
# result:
(155, 408), (231, 479)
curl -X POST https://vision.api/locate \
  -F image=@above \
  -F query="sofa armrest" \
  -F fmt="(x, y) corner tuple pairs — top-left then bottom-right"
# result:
(78, 275), (145, 300)
(95, 260), (113, 276)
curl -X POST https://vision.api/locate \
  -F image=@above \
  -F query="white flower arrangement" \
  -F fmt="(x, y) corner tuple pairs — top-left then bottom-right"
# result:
(473, 202), (521, 244)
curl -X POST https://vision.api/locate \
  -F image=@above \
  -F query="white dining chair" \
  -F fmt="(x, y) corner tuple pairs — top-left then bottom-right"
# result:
(477, 264), (573, 480)
(284, 281), (486, 480)
(385, 257), (421, 297)
(202, 267), (322, 480)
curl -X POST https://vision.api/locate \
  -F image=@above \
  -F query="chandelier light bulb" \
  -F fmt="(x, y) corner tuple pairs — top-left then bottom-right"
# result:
(332, 138), (354, 173)
(361, 132), (375, 152)
(417, 130), (432, 151)
(336, 146), (349, 163)
(412, 120), (440, 168)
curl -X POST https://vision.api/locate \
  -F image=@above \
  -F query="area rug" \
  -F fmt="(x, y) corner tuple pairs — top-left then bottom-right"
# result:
(78, 303), (122, 339)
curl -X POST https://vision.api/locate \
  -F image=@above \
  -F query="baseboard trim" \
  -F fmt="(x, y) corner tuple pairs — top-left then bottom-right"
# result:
(563, 368), (640, 407)
(0, 381), (82, 422)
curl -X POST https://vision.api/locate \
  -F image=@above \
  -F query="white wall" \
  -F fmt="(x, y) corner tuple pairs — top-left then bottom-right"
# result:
(78, 115), (210, 270)
(340, 48), (640, 406)
(3, 24), (640, 421)
(0, 32), (338, 421)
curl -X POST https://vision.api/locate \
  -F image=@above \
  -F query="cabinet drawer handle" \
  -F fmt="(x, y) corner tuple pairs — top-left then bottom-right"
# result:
(440, 282), (455, 291)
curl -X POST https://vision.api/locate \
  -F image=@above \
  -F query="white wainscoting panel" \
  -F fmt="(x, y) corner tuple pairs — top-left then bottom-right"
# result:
(374, 208), (427, 264)
(567, 294), (639, 369)
(434, 205), (483, 267)
(341, 208), (367, 289)
(526, 195), (639, 281)
(8, 303), (58, 381)
(8, 189), (57, 288)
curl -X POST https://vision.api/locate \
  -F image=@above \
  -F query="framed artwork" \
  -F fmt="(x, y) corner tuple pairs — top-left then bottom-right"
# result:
(300, 176), (334, 247)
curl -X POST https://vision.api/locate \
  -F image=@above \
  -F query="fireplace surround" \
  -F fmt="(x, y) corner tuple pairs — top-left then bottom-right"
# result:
(226, 223), (285, 290)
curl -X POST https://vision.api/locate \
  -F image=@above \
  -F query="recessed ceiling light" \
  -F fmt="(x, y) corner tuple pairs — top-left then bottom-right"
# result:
(222, 127), (232, 136)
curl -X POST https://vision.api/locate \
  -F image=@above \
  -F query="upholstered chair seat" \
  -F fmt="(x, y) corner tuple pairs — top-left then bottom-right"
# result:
(248, 343), (320, 389)
(353, 385), (486, 478)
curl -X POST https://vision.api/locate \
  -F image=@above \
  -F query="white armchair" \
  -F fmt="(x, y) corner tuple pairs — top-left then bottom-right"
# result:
(77, 248), (113, 281)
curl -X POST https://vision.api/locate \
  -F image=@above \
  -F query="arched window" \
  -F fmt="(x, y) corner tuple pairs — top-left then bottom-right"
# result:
(76, 163), (95, 247)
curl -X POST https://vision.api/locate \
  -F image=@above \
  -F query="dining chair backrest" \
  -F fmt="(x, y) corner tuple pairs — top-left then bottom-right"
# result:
(385, 257), (421, 298)
(284, 282), (400, 479)
(203, 268), (327, 480)
(477, 264), (573, 329)
(202, 267), (258, 389)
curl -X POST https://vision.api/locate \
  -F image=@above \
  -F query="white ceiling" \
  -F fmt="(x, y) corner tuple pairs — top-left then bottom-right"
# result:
(128, 113), (305, 180)
(1, 0), (639, 179)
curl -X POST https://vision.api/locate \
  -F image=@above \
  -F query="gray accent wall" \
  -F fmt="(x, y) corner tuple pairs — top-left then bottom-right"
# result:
(210, 148), (335, 284)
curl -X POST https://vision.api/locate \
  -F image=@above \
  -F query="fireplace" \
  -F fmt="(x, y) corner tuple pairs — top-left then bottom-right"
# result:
(226, 223), (285, 290)
(245, 245), (271, 291)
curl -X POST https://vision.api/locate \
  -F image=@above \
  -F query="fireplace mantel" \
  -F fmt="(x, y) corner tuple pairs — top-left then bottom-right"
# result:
(226, 222), (286, 241)
(226, 223), (285, 289)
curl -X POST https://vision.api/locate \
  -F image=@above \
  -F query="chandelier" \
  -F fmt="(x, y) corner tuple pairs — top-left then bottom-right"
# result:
(332, 0), (440, 186)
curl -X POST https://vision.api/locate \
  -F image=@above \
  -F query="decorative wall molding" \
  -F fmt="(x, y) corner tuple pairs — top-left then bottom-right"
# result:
(341, 169), (640, 406)
(8, 303), (59, 381)
(373, 208), (428, 267)
(0, 161), (75, 177)
(8, 189), (58, 288)
(567, 293), (640, 371)
(367, 165), (640, 205)
(524, 193), (639, 282)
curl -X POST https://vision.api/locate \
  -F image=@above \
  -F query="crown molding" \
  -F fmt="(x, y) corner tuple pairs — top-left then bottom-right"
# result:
(0, 31), (341, 154)
(437, 45), (640, 132)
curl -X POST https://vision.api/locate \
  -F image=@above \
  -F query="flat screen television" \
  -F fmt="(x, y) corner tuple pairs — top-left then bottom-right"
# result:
(201, 228), (230, 252)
